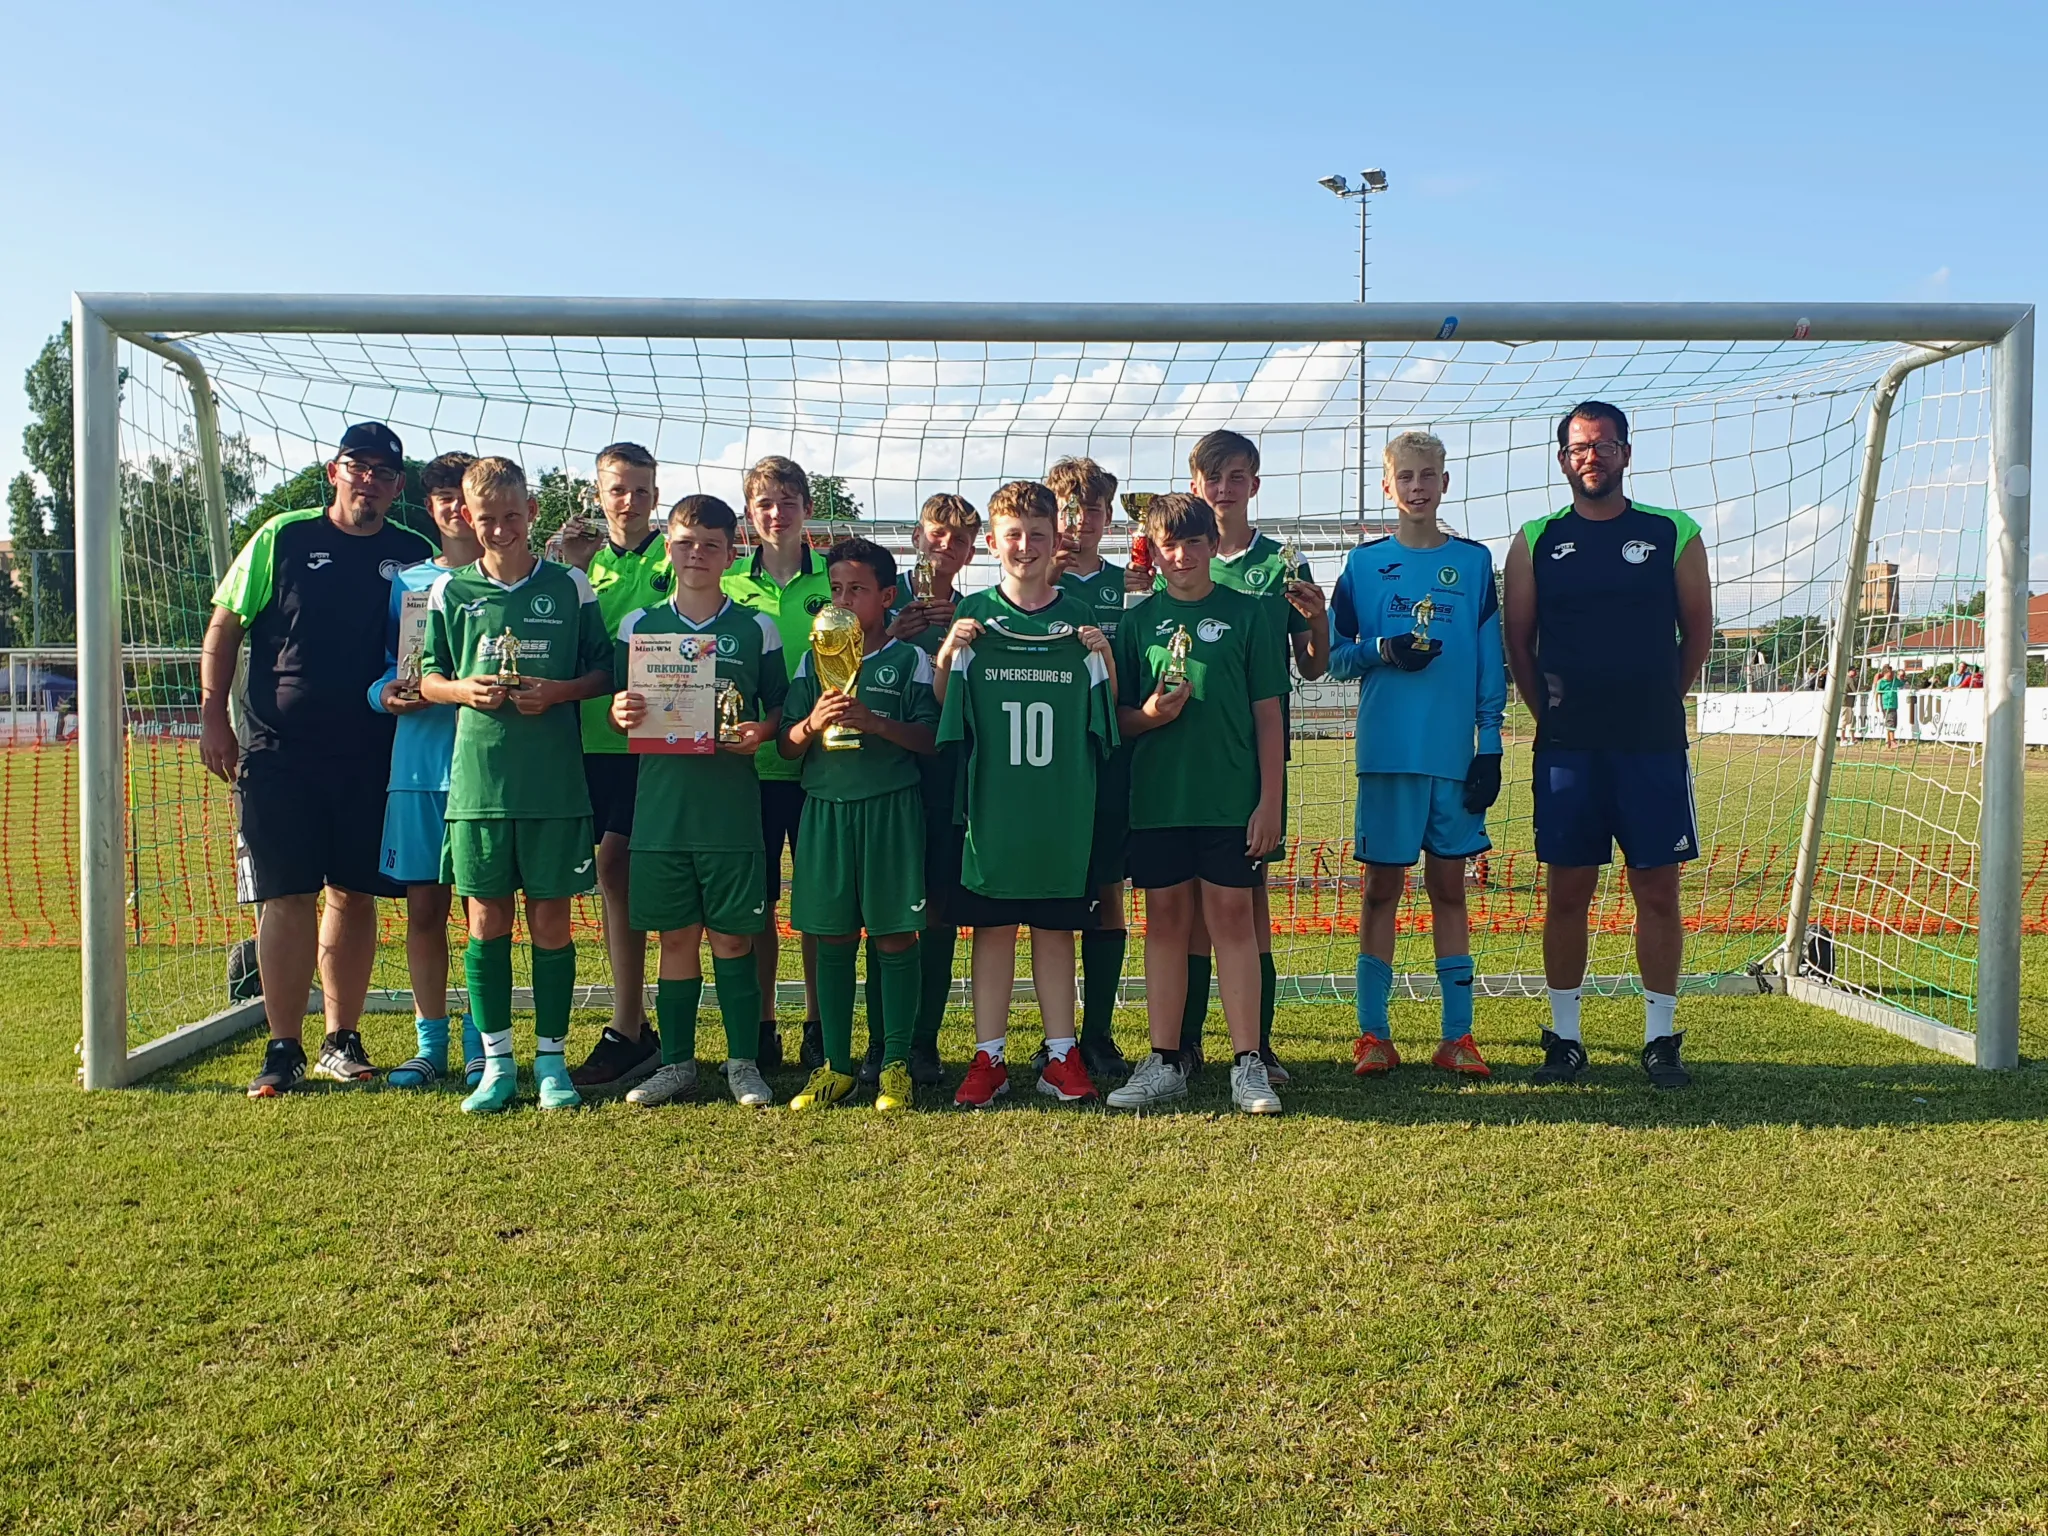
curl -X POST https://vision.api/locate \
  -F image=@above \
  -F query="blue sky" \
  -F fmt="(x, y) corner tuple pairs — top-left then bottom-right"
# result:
(4, 0), (2042, 547)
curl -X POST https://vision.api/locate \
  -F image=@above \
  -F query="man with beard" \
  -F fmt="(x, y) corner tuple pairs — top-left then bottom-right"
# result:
(1502, 401), (1714, 1089)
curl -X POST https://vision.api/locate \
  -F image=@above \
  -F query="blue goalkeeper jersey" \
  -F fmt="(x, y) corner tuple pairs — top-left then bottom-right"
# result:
(367, 557), (464, 793)
(1328, 533), (1505, 780)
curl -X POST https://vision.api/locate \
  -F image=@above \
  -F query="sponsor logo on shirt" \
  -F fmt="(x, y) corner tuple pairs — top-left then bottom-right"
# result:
(305, 552), (333, 570)
(460, 598), (489, 618)
(378, 560), (401, 579)
(1196, 618), (1230, 643)
(1550, 541), (1577, 560)
(1622, 540), (1656, 565)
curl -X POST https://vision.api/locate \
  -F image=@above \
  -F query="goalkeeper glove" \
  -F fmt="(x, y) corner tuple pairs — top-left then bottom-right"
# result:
(1462, 752), (1503, 814)
(1378, 633), (1440, 672)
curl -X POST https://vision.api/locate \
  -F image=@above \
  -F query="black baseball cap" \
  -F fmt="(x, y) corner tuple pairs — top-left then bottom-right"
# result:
(335, 421), (404, 467)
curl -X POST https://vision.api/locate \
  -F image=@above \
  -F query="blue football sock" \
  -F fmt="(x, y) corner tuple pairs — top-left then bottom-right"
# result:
(1436, 955), (1475, 1040)
(1356, 953), (1393, 1041)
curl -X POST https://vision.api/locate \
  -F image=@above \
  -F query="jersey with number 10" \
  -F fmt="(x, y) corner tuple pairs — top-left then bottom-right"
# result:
(938, 617), (1118, 901)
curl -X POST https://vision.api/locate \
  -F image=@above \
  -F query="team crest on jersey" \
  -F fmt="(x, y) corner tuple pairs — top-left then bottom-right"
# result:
(1196, 618), (1230, 643)
(1245, 566), (1271, 589)
(378, 560), (400, 580)
(805, 596), (827, 615)
(652, 571), (673, 594)
(530, 593), (556, 617)
(716, 632), (738, 657)
(873, 663), (900, 688)
(1437, 564), (1459, 586)
(1622, 540), (1656, 564)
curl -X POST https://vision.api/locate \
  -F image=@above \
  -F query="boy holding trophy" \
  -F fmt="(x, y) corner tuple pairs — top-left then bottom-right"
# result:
(373, 452), (483, 1088)
(775, 537), (940, 1112)
(607, 495), (788, 1109)
(1106, 493), (1288, 1115)
(1328, 430), (1505, 1076)
(418, 458), (614, 1114)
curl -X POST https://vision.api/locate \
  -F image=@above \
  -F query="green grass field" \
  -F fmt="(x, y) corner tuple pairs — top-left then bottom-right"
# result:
(6, 727), (2048, 1530)
(7, 947), (2048, 1532)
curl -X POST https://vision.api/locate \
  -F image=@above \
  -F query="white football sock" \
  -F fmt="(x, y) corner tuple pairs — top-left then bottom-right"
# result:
(980, 1035), (1007, 1064)
(1547, 987), (1583, 1043)
(1644, 990), (1677, 1044)
(482, 1029), (514, 1058)
(1044, 1036), (1076, 1062)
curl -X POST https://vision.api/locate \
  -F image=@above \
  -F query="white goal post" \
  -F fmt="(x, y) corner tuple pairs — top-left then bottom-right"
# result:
(71, 295), (2034, 1087)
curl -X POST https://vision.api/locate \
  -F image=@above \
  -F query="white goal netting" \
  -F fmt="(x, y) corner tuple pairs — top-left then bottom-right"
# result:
(78, 326), (1996, 1055)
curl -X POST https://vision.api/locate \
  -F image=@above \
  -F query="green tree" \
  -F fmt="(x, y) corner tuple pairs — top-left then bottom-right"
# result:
(809, 474), (863, 523)
(236, 457), (437, 551)
(21, 325), (73, 549)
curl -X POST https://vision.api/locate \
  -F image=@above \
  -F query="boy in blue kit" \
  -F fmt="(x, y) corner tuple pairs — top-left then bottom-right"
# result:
(372, 452), (483, 1088)
(1329, 431), (1505, 1076)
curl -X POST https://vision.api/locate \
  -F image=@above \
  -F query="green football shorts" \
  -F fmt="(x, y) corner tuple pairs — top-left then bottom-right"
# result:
(443, 816), (597, 900)
(628, 849), (769, 935)
(790, 787), (927, 938)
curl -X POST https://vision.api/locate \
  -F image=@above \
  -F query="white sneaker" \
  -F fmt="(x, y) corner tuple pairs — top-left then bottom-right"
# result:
(725, 1058), (773, 1108)
(1230, 1051), (1284, 1115)
(1106, 1050), (1189, 1111)
(626, 1060), (698, 1106)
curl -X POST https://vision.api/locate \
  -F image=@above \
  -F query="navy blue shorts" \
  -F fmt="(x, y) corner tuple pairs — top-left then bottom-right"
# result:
(1533, 749), (1698, 870)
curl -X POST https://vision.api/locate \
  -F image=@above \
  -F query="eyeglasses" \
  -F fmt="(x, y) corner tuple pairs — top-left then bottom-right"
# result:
(337, 456), (402, 488)
(1563, 440), (1627, 464)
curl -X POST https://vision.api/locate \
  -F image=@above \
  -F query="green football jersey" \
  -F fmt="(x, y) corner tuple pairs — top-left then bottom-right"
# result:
(424, 560), (613, 820)
(617, 597), (789, 853)
(723, 543), (834, 784)
(957, 582), (1097, 642)
(1212, 529), (1309, 758)
(581, 531), (676, 754)
(782, 638), (940, 803)
(1058, 559), (1128, 641)
(937, 628), (1118, 900)
(1114, 585), (1288, 831)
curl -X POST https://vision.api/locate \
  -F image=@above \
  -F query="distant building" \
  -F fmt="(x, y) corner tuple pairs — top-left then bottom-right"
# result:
(1861, 560), (1899, 618)
(1864, 593), (2048, 671)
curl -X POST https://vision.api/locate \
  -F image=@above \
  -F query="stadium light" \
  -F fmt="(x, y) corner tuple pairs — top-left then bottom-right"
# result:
(1315, 165), (1392, 522)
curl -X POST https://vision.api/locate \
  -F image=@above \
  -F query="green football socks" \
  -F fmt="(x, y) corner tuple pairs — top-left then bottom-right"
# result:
(1080, 929), (1127, 1048)
(816, 938), (859, 1074)
(464, 934), (513, 1042)
(658, 976), (703, 1064)
(877, 942), (920, 1065)
(712, 954), (762, 1061)
(1259, 951), (1278, 1052)
(1181, 954), (1212, 1053)
(915, 925), (957, 1052)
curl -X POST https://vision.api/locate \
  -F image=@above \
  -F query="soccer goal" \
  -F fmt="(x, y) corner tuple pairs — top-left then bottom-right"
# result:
(67, 295), (2034, 1086)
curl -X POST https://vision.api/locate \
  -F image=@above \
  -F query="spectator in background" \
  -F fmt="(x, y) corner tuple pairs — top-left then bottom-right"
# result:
(1877, 665), (1901, 749)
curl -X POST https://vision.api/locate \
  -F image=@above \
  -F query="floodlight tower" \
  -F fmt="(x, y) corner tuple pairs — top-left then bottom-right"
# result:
(1319, 169), (1390, 521)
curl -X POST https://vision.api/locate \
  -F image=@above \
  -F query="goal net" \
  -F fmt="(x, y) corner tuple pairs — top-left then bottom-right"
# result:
(64, 299), (2030, 1084)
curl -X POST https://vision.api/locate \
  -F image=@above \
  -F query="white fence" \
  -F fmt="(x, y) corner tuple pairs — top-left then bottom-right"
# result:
(1697, 688), (2048, 745)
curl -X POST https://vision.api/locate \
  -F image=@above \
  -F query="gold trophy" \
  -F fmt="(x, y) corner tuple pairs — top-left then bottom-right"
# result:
(495, 627), (524, 689)
(1275, 535), (1301, 587)
(810, 605), (865, 750)
(1409, 595), (1439, 656)
(909, 553), (937, 603)
(716, 680), (746, 744)
(1059, 492), (1084, 544)
(395, 633), (425, 701)
(1161, 624), (1194, 688)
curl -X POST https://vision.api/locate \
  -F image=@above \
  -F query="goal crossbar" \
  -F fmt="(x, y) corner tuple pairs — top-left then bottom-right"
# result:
(70, 295), (2036, 1087)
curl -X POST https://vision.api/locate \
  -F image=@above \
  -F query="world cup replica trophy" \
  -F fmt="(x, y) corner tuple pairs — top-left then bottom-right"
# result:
(1409, 595), (1439, 657)
(810, 605), (866, 750)
(1162, 624), (1194, 688)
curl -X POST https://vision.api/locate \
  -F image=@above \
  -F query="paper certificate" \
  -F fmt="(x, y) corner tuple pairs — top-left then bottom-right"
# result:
(627, 632), (716, 754)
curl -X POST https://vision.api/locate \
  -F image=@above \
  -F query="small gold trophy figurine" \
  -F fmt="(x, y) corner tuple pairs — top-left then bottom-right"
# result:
(1161, 624), (1194, 688)
(396, 633), (425, 701)
(716, 680), (746, 744)
(1059, 492), (1084, 545)
(1409, 595), (1439, 656)
(1274, 535), (1301, 587)
(910, 553), (936, 604)
(810, 605), (866, 750)
(495, 627), (523, 690)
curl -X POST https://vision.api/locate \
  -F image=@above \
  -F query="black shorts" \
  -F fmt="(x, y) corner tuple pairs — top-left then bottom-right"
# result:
(924, 813), (968, 928)
(952, 887), (1100, 932)
(234, 747), (401, 903)
(583, 753), (639, 841)
(760, 779), (806, 904)
(1127, 825), (1264, 891)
